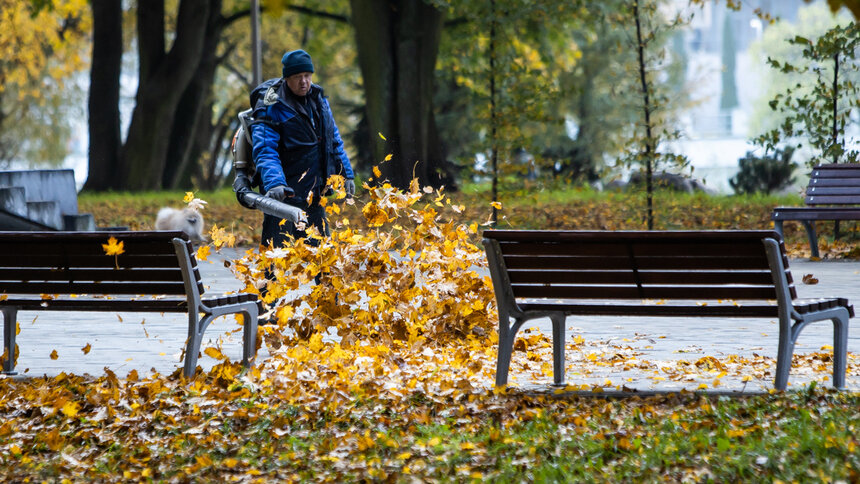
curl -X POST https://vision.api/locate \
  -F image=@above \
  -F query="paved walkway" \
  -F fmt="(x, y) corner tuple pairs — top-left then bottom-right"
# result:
(5, 249), (859, 392)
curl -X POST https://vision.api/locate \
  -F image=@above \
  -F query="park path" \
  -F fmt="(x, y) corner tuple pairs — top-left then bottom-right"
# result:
(5, 248), (859, 392)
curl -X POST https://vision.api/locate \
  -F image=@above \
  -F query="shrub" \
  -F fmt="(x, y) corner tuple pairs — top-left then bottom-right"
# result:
(729, 147), (797, 195)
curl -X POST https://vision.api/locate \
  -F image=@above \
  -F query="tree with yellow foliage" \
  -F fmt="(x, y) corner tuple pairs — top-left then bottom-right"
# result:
(0, 0), (90, 166)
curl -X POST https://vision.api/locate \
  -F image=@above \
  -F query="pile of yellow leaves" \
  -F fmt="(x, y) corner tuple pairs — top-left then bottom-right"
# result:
(227, 176), (496, 350)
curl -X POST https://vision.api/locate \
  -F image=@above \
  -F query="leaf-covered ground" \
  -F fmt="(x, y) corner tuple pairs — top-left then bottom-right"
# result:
(1, 359), (858, 482)
(1, 182), (856, 481)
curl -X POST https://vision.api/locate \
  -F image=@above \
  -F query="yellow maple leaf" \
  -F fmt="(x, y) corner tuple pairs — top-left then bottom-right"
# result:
(204, 347), (227, 360)
(383, 153), (392, 162)
(196, 245), (211, 262)
(50, 349), (58, 360)
(101, 237), (125, 256)
(373, 166), (382, 178)
(490, 201), (502, 210)
(61, 401), (79, 418)
(183, 191), (195, 203)
(81, 343), (91, 354)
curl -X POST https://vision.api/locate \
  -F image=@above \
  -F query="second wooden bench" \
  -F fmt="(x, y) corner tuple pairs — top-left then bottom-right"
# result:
(482, 230), (852, 391)
(773, 163), (860, 258)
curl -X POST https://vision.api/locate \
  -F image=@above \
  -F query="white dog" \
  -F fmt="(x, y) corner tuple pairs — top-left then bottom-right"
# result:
(155, 206), (206, 243)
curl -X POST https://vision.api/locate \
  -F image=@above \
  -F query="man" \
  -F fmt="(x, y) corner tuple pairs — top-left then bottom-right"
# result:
(250, 49), (355, 249)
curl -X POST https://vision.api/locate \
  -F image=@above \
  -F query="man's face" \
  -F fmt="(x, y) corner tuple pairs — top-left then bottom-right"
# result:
(286, 72), (313, 97)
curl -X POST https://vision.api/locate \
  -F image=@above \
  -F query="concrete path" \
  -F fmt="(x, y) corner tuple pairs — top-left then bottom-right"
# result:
(4, 249), (859, 392)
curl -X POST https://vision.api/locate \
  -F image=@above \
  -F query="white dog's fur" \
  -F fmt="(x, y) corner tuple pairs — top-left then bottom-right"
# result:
(155, 206), (206, 242)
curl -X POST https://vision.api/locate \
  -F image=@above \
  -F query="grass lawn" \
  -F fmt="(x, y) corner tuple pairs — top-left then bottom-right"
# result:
(78, 184), (860, 258)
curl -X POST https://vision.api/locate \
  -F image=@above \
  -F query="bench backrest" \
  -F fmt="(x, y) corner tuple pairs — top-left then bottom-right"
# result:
(482, 230), (794, 304)
(0, 231), (203, 297)
(805, 163), (860, 206)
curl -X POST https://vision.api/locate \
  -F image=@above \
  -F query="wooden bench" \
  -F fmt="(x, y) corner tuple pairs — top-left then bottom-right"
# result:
(482, 230), (852, 391)
(0, 231), (259, 378)
(773, 163), (860, 258)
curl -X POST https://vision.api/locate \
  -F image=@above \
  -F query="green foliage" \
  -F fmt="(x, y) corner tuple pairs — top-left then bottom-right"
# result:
(753, 19), (860, 167)
(623, 0), (690, 230)
(729, 147), (798, 195)
(434, 0), (581, 177)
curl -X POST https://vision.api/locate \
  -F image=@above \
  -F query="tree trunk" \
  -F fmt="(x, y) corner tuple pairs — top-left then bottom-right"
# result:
(120, 0), (210, 190)
(350, 0), (452, 190)
(84, 0), (123, 191)
(163, 0), (224, 189)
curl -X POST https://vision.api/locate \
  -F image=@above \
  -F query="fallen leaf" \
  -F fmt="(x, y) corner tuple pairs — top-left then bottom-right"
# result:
(101, 237), (125, 256)
(802, 274), (818, 284)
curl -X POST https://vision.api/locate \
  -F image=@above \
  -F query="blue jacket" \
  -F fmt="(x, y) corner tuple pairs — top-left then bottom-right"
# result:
(250, 78), (353, 207)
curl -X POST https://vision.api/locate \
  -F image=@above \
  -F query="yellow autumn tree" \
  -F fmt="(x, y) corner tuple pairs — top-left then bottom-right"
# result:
(0, 0), (91, 165)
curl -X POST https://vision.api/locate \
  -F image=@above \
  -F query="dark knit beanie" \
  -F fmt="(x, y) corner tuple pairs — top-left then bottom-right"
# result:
(281, 49), (314, 78)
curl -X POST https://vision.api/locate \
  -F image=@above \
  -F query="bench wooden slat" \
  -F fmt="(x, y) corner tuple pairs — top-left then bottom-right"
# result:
(773, 207), (860, 219)
(0, 268), (190, 283)
(806, 186), (860, 196)
(1, 281), (188, 295)
(810, 167), (860, 177)
(807, 177), (860, 186)
(496, 241), (767, 258)
(0, 230), (187, 241)
(1, 297), (190, 312)
(507, 269), (775, 286)
(0, 254), (193, 269)
(510, 284), (778, 300)
(519, 302), (779, 318)
(502, 254), (773, 271)
(2, 294), (260, 312)
(805, 195), (860, 205)
(484, 229), (776, 242)
(1, 239), (179, 257)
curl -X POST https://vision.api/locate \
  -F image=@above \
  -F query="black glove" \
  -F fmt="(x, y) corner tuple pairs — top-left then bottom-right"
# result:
(344, 178), (356, 198)
(265, 185), (294, 201)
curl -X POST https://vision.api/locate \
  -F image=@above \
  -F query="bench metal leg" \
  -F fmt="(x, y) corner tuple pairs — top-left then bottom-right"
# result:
(183, 302), (260, 379)
(183, 312), (210, 378)
(801, 221), (819, 258)
(833, 314), (849, 389)
(495, 309), (515, 387)
(2, 307), (17, 375)
(774, 220), (820, 258)
(775, 306), (851, 390)
(550, 313), (566, 386)
(774, 320), (795, 391)
(241, 305), (259, 368)
(495, 308), (528, 387)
